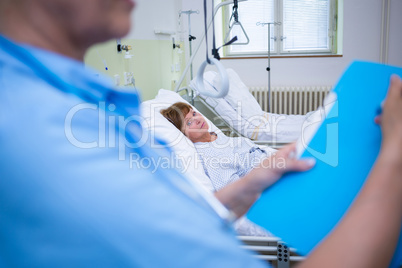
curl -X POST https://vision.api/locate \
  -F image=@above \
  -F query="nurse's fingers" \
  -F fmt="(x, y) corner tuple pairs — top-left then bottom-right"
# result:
(285, 157), (316, 172)
(381, 75), (402, 147)
(274, 143), (297, 159)
(385, 75), (402, 100)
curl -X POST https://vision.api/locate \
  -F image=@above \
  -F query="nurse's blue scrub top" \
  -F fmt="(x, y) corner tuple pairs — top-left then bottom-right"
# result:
(0, 35), (268, 267)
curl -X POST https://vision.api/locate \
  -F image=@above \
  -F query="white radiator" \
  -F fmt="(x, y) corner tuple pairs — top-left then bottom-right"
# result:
(249, 86), (332, 115)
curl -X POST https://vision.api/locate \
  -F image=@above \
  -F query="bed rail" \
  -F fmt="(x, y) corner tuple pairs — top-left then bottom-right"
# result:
(238, 236), (305, 268)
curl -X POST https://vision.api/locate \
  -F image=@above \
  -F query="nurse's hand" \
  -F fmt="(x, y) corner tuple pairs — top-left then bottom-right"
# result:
(215, 143), (315, 218)
(376, 75), (402, 151)
(246, 143), (316, 190)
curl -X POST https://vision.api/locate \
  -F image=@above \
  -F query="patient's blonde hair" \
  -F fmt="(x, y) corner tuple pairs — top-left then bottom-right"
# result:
(160, 102), (192, 133)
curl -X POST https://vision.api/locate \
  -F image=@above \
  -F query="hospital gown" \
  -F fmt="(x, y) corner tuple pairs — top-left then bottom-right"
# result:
(195, 134), (276, 191)
(0, 35), (269, 267)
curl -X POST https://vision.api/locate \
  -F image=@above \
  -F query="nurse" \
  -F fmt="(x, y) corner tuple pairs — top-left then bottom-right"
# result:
(0, 1), (401, 268)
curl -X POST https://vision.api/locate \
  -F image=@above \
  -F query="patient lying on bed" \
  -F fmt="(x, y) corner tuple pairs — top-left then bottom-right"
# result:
(161, 102), (277, 191)
(161, 102), (276, 237)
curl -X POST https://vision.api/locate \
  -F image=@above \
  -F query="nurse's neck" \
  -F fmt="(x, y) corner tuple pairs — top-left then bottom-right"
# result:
(0, 5), (87, 61)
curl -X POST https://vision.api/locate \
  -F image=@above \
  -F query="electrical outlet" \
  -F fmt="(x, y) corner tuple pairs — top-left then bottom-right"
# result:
(124, 72), (134, 86)
(171, 80), (176, 90)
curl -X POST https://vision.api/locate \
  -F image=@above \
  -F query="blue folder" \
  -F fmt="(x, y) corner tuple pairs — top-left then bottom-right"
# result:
(247, 61), (402, 267)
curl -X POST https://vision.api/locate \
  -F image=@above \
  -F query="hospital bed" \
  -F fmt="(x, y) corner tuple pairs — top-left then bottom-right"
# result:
(140, 89), (305, 267)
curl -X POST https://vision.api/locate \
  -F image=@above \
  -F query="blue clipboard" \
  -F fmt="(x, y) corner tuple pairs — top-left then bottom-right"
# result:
(247, 61), (402, 267)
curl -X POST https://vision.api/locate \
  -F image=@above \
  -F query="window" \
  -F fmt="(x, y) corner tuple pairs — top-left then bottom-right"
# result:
(222, 0), (339, 57)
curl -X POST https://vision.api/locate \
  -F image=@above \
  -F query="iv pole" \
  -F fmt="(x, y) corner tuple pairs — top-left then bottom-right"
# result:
(179, 10), (199, 81)
(256, 21), (279, 113)
(179, 10), (199, 105)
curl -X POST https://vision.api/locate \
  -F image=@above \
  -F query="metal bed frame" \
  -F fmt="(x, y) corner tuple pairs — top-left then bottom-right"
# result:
(240, 236), (305, 268)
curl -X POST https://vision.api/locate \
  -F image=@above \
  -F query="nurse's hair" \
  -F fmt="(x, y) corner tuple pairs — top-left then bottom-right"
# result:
(160, 102), (192, 133)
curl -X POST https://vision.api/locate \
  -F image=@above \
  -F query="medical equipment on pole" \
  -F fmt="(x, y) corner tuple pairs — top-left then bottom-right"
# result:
(224, 0), (250, 46)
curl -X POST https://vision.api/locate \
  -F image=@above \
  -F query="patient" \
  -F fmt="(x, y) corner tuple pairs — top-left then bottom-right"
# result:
(162, 102), (279, 237)
(161, 102), (277, 191)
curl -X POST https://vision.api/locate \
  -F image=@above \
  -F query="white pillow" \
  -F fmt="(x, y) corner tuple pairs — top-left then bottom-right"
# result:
(140, 89), (218, 192)
(190, 70), (266, 135)
(211, 68), (263, 120)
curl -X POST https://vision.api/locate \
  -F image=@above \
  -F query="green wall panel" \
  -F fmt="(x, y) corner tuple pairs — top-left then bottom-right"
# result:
(85, 39), (185, 101)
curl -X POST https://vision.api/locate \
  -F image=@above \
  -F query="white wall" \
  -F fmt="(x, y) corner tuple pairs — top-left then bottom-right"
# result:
(127, 0), (181, 40)
(119, 0), (402, 90)
(180, 0), (402, 88)
(388, 0), (402, 67)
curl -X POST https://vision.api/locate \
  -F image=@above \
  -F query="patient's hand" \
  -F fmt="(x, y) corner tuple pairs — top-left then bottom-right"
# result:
(247, 143), (316, 190)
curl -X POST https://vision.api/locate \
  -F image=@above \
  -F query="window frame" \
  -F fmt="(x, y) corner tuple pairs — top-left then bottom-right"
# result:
(222, 0), (339, 57)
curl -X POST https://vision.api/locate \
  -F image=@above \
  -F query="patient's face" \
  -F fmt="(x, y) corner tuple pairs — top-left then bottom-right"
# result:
(183, 109), (209, 143)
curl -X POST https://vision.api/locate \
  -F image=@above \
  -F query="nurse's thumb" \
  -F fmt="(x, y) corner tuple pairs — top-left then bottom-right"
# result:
(287, 157), (316, 172)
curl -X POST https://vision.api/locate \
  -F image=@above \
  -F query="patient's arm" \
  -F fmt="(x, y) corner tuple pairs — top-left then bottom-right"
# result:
(298, 75), (402, 268)
(214, 143), (315, 218)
